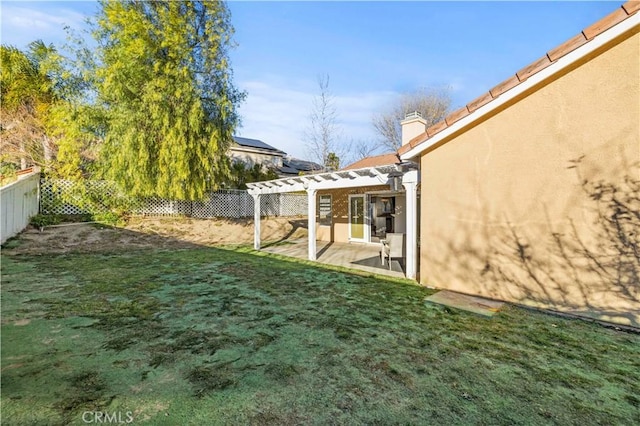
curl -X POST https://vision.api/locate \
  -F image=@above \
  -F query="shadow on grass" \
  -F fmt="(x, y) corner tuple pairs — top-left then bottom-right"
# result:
(351, 255), (405, 274)
(1, 222), (639, 425)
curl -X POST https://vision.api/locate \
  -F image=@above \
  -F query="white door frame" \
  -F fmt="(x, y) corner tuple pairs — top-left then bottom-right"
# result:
(348, 194), (369, 242)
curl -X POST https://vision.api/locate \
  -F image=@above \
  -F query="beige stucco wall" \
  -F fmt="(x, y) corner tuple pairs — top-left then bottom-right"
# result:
(229, 148), (284, 169)
(316, 186), (389, 243)
(419, 30), (640, 326)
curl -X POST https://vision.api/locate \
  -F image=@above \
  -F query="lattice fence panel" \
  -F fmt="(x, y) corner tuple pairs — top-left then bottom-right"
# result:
(40, 178), (308, 218)
(279, 192), (307, 216)
(260, 194), (280, 217)
(40, 179), (120, 215)
(192, 190), (253, 219)
(136, 198), (193, 216)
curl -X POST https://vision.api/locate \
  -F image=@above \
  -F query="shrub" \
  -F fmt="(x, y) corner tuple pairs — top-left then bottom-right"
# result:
(30, 214), (63, 228)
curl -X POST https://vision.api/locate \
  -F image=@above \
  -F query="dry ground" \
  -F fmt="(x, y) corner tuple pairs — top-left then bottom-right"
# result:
(8, 216), (308, 255)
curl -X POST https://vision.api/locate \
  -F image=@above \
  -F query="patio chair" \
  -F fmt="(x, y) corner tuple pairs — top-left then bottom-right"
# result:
(380, 233), (405, 270)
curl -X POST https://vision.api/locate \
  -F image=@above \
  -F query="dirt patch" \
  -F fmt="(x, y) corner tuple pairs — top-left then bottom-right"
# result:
(5, 216), (308, 255)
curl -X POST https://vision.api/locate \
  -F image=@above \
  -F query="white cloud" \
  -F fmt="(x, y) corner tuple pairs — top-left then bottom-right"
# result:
(236, 79), (397, 161)
(1, 4), (88, 49)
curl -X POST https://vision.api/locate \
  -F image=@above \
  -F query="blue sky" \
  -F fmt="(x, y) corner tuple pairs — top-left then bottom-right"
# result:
(1, 1), (618, 161)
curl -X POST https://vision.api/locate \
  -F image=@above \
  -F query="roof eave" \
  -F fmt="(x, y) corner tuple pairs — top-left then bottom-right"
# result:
(400, 11), (639, 161)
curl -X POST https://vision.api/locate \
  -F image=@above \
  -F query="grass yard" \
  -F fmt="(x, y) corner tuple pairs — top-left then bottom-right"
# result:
(1, 229), (639, 425)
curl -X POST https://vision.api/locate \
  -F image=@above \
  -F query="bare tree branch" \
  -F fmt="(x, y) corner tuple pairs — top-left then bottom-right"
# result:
(372, 86), (452, 151)
(304, 74), (348, 170)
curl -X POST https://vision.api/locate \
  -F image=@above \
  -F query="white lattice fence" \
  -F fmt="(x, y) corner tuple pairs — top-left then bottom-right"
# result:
(136, 198), (193, 216)
(40, 178), (307, 218)
(279, 192), (308, 216)
(186, 190), (254, 218)
(260, 194), (279, 217)
(40, 179), (122, 215)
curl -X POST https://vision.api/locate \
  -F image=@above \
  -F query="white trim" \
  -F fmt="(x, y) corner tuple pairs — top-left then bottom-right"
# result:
(308, 188), (317, 260)
(251, 193), (261, 250)
(247, 165), (395, 195)
(400, 14), (640, 161)
(401, 170), (419, 279)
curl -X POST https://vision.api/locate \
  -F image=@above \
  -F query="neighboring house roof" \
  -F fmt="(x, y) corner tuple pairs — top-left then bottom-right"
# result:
(231, 136), (323, 175)
(286, 158), (323, 172)
(342, 153), (401, 170)
(278, 158), (323, 176)
(399, 1), (640, 160)
(278, 165), (300, 175)
(232, 136), (286, 155)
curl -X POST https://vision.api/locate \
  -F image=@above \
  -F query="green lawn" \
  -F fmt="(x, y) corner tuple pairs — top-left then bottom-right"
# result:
(2, 236), (639, 425)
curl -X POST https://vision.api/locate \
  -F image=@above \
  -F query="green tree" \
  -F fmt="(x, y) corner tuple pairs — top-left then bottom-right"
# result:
(226, 161), (279, 190)
(0, 42), (56, 169)
(94, 0), (244, 200)
(0, 40), (100, 179)
(325, 152), (340, 171)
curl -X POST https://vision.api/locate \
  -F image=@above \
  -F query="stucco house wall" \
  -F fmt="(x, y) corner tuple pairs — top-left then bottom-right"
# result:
(419, 29), (639, 326)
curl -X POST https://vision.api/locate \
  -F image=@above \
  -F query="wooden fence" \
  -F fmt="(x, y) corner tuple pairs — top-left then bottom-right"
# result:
(1, 171), (40, 244)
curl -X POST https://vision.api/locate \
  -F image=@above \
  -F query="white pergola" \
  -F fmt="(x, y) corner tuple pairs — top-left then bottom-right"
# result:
(247, 165), (419, 279)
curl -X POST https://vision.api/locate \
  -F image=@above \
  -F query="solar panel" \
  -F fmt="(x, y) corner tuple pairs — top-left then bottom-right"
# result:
(232, 136), (285, 154)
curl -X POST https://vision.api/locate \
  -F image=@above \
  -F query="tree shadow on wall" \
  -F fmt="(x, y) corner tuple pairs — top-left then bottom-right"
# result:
(434, 158), (639, 327)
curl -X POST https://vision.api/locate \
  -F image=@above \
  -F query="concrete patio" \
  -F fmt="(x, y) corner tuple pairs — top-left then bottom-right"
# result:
(261, 239), (406, 279)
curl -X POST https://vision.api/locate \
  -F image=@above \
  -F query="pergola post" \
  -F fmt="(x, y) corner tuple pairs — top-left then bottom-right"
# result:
(307, 188), (317, 260)
(251, 192), (261, 250)
(402, 170), (419, 280)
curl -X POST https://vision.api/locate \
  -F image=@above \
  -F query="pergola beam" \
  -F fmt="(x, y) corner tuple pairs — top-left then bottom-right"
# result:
(247, 166), (397, 195)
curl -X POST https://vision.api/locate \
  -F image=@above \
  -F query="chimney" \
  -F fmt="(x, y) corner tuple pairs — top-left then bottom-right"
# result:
(400, 111), (427, 146)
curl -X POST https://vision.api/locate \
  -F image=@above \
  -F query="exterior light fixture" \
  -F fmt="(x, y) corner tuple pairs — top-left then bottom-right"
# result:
(388, 170), (403, 192)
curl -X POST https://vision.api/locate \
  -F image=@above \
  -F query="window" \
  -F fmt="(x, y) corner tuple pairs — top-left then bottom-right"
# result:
(319, 194), (332, 226)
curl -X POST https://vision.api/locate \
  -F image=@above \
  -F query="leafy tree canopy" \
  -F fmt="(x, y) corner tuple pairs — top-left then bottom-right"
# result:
(0, 42), (57, 168)
(226, 161), (279, 190)
(1, 39), (103, 178)
(95, 0), (244, 200)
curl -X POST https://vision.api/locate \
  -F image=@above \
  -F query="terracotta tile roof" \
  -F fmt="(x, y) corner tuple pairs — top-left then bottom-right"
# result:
(398, 1), (639, 157)
(583, 7), (629, 39)
(623, 1), (640, 14)
(342, 153), (400, 170)
(547, 33), (588, 62)
(445, 106), (470, 126)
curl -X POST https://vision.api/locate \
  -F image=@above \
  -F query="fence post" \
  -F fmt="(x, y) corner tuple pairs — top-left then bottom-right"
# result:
(251, 192), (261, 249)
